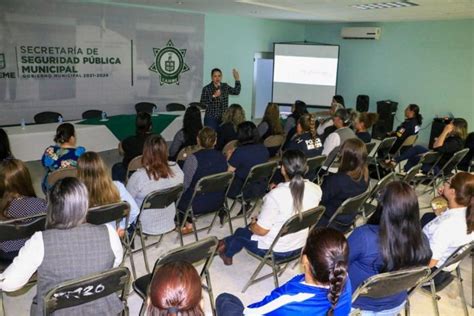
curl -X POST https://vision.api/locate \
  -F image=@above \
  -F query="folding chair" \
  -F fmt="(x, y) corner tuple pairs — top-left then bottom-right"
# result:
(166, 103), (186, 111)
(43, 267), (131, 316)
(365, 142), (377, 157)
(46, 168), (77, 188)
(135, 102), (156, 114)
(400, 163), (423, 185)
(125, 155), (142, 184)
(242, 206), (325, 293)
(315, 148), (341, 184)
(228, 161), (278, 226)
(86, 202), (134, 277)
(419, 148), (469, 196)
(305, 155), (326, 183)
(132, 237), (219, 316)
(0, 214), (47, 314)
(351, 266), (431, 316)
(177, 172), (234, 246)
(263, 134), (285, 158)
(34, 111), (62, 124)
(130, 184), (183, 273)
(369, 136), (397, 180)
(418, 242), (474, 316)
(362, 172), (395, 221)
(326, 189), (371, 234)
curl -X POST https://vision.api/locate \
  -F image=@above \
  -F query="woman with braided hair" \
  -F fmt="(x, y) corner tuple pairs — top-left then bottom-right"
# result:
(284, 113), (323, 158)
(216, 227), (352, 315)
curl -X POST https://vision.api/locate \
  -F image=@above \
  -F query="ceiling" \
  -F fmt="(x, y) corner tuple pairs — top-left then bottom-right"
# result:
(75, 0), (474, 22)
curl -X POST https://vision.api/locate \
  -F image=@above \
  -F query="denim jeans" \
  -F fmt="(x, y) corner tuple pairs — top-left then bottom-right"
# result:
(216, 293), (245, 316)
(351, 302), (406, 316)
(224, 227), (301, 259)
(395, 145), (428, 172)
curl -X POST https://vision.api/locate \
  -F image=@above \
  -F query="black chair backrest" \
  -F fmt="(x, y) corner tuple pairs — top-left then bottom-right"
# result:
(352, 266), (430, 301)
(365, 142), (377, 155)
(306, 155), (326, 175)
(439, 148), (469, 176)
(375, 137), (397, 158)
(43, 267), (130, 315)
(243, 161), (278, 189)
(195, 171), (234, 195)
(47, 168), (78, 187)
(329, 189), (371, 228)
(369, 172), (395, 200)
(86, 202), (130, 226)
(280, 206), (326, 237)
(81, 110), (102, 119)
(141, 184), (184, 210)
(418, 151), (441, 165)
(135, 102), (157, 114)
(0, 214), (46, 242)
(403, 163), (423, 184)
(166, 103), (186, 112)
(34, 111), (62, 124)
(437, 242), (473, 271)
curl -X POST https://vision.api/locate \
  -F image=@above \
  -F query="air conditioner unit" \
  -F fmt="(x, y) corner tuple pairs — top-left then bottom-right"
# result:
(341, 27), (381, 40)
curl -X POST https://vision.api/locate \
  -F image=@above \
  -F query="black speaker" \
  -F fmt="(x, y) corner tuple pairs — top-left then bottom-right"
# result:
(429, 118), (451, 149)
(356, 95), (369, 112)
(372, 100), (398, 140)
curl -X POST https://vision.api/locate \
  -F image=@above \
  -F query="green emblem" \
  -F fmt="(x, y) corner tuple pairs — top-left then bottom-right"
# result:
(0, 53), (5, 70)
(149, 40), (189, 85)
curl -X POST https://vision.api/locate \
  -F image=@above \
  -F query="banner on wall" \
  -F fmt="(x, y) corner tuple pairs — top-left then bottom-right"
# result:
(0, 1), (204, 125)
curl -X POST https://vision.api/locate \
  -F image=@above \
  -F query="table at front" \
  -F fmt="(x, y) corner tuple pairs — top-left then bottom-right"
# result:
(5, 112), (187, 162)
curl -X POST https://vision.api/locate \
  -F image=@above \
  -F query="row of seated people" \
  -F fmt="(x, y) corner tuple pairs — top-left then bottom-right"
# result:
(1, 169), (472, 315)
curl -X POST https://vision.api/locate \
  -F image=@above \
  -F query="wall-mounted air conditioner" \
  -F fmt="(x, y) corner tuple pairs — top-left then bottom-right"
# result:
(341, 27), (381, 40)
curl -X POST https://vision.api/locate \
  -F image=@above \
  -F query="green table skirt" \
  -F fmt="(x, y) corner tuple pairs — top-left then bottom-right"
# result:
(78, 114), (179, 141)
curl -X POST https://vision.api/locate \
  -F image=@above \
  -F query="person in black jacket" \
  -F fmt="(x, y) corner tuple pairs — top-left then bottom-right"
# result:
(389, 118), (467, 173)
(387, 104), (422, 154)
(458, 132), (474, 171)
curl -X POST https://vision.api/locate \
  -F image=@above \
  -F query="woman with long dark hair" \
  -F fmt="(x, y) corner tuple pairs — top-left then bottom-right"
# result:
(216, 227), (352, 315)
(257, 102), (283, 140)
(169, 105), (203, 160)
(0, 177), (123, 315)
(126, 135), (183, 235)
(318, 138), (369, 231)
(386, 104), (423, 155)
(147, 261), (204, 316)
(219, 149), (322, 265)
(0, 159), (47, 261)
(349, 181), (432, 314)
(0, 128), (13, 162)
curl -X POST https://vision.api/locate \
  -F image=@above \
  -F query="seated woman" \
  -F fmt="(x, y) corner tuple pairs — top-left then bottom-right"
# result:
(387, 118), (467, 173)
(0, 159), (47, 261)
(422, 172), (474, 284)
(147, 261), (204, 315)
(322, 109), (356, 167)
(77, 151), (140, 233)
(284, 113), (323, 158)
(41, 123), (86, 192)
(227, 121), (269, 199)
(216, 104), (245, 150)
(386, 104), (422, 155)
(0, 177), (123, 315)
(318, 138), (369, 231)
(354, 112), (378, 143)
(283, 100), (308, 137)
(0, 128), (13, 162)
(177, 127), (228, 234)
(112, 112), (152, 182)
(257, 102), (283, 140)
(317, 95), (345, 142)
(219, 150), (322, 265)
(216, 227), (351, 316)
(168, 105), (203, 161)
(126, 135), (183, 235)
(458, 132), (474, 171)
(349, 181), (432, 315)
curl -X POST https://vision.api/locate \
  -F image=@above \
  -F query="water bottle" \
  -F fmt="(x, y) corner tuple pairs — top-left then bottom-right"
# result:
(101, 111), (107, 120)
(58, 115), (63, 123)
(21, 118), (26, 129)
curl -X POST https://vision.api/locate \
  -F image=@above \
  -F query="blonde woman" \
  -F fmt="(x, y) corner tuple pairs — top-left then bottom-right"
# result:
(216, 104), (245, 150)
(77, 152), (139, 232)
(257, 103), (283, 140)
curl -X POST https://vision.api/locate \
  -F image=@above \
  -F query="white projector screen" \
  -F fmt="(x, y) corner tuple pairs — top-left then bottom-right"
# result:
(272, 43), (339, 107)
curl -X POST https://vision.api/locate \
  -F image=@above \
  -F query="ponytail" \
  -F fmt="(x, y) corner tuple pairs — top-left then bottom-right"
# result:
(408, 104), (423, 126)
(290, 173), (305, 219)
(309, 114), (317, 144)
(327, 259), (348, 316)
(282, 150), (307, 219)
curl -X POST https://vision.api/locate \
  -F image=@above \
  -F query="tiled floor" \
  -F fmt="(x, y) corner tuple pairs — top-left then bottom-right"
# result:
(3, 151), (472, 315)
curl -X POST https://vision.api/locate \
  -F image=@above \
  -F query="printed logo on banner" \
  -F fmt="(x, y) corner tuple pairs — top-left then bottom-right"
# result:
(0, 54), (5, 70)
(149, 40), (189, 85)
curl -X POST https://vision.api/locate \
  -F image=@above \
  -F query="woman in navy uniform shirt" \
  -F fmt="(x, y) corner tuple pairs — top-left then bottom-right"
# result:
(387, 104), (422, 154)
(285, 113), (323, 158)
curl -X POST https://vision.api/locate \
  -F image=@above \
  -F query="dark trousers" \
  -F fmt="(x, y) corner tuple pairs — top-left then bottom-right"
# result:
(216, 293), (245, 316)
(395, 145), (428, 171)
(224, 227), (301, 259)
(204, 115), (221, 131)
(112, 162), (127, 183)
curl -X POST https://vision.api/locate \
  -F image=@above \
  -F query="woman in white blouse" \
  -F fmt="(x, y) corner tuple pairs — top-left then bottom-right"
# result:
(0, 177), (123, 315)
(126, 134), (184, 235)
(422, 172), (474, 273)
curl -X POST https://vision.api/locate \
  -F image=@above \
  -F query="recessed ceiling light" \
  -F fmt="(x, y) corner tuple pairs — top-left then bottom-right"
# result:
(352, 1), (418, 10)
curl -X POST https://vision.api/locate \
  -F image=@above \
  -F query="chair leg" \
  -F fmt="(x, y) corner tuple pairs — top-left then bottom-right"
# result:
(139, 230), (150, 274)
(205, 271), (217, 316)
(375, 162), (381, 180)
(122, 233), (137, 280)
(455, 267), (469, 316)
(226, 205), (234, 235)
(191, 214), (199, 242)
(241, 196), (248, 226)
(138, 301), (146, 316)
(430, 280), (440, 316)
(0, 290), (5, 316)
(405, 298), (410, 316)
(242, 257), (268, 293)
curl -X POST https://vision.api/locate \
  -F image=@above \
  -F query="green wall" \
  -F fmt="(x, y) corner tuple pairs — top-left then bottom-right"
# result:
(203, 14), (305, 116)
(305, 19), (474, 144)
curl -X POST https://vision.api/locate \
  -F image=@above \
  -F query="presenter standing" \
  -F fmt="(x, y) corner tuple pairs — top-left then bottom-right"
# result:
(200, 68), (241, 131)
